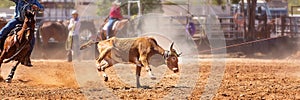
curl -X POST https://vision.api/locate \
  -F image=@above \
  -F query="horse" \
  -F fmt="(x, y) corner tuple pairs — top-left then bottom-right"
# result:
(97, 17), (129, 40)
(0, 6), (36, 83)
(39, 20), (96, 46)
(38, 20), (69, 47)
(256, 19), (276, 39)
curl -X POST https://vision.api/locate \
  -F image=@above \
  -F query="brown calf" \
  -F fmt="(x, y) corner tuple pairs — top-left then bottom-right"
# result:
(80, 37), (180, 87)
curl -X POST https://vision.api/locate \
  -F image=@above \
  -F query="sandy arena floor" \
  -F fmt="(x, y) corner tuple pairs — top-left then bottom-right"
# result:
(0, 58), (299, 99)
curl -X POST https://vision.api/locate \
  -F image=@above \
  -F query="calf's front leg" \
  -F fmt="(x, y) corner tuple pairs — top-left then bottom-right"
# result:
(133, 57), (143, 88)
(136, 65), (141, 88)
(139, 56), (156, 80)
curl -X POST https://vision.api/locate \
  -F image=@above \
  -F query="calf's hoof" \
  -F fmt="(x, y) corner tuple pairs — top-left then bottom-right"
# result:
(104, 76), (108, 82)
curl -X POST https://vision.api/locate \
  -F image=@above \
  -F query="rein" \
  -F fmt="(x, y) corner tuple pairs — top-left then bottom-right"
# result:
(3, 40), (29, 63)
(4, 31), (33, 63)
(4, 23), (34, 63)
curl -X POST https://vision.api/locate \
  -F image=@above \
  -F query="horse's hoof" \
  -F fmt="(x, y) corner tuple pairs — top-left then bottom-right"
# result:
(104, 76), (108, 82)
(5, 79), (12, 83)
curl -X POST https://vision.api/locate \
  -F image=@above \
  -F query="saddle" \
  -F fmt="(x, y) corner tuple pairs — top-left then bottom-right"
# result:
(8, 24), (23, 36)
(102, 20), (119, 31)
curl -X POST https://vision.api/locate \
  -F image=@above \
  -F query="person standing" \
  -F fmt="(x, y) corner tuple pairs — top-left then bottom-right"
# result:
(106, 0), (123, 39)
(0, 0), (44, 66)
(66, 10), (81, 62)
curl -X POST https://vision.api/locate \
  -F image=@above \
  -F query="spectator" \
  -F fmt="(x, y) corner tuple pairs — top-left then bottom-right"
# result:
(66, 10), (81, 61)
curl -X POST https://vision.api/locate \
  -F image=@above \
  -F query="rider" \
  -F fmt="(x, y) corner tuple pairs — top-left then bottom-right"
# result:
(106, 0), (123, 39)
(0, 0), (44, 66)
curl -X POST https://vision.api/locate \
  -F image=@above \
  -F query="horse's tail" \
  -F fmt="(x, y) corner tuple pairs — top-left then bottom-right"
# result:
(80, 40), (99, 50)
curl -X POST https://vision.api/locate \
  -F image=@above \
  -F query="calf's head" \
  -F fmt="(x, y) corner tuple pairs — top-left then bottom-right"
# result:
(165, 42), (181, 73)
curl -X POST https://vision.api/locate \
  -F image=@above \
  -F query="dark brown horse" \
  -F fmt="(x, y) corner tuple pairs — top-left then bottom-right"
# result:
(256, 19), (276, 39)
(0, 7), (36, 83)
(38, 20), (69, 47)
(39, 20), (96, 47)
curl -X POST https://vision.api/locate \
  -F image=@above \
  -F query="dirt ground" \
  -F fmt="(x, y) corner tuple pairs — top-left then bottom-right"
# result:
(0, 57), (300, 99)
(1, 35), (300, 99)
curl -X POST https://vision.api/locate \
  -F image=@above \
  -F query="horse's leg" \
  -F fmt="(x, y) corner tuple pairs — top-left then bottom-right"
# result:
(0, 51), (6, 81)
(5, 61), (20, 83)
(41, 36), (49, 59)
(0, 60), (3, 81)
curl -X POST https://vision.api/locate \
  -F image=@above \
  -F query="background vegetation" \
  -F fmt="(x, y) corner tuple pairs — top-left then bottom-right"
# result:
(1, 0), (299, 15)
(0, 0), (14, 8)
(96, 0), (163, 16)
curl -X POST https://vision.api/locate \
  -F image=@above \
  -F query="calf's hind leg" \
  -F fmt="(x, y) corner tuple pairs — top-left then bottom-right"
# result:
(97, 59), (114, 82)
(96, 47), (113, 81)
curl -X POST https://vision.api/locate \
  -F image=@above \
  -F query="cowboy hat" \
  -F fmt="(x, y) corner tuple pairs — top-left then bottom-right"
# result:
(112, 0), (121, 6)
(71, 10), (78, 15)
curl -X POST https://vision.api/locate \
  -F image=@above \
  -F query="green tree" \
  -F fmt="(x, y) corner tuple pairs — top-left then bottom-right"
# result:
(96, 0), (111, 16)
(0, 0), (14, 8)
(289, 0), (300, 14)
(96, 0), (164, 16)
